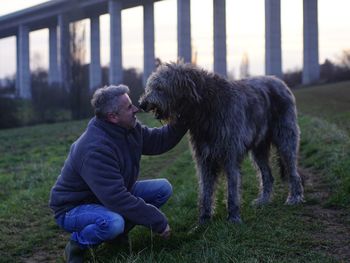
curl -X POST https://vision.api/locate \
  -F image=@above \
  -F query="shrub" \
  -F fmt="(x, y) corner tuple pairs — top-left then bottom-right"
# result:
(0, 98), (20, 129)
(31, 70), (71, 123)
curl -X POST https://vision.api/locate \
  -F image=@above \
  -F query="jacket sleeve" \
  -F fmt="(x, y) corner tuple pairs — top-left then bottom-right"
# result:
(80, 148), (168, 233)
(141, 122), (188, 155)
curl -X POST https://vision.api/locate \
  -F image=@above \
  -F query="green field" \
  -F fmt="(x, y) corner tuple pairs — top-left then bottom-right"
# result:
(0, 81), (349, 262)
(294, 81), (350, 133)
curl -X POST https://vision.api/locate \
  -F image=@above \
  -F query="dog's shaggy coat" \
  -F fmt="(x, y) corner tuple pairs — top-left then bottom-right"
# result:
(139, 62), (304, 223)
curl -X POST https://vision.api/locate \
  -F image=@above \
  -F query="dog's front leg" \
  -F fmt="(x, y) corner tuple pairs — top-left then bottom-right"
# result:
(225, 164), (242, 224)
(197, 162), (219, 224)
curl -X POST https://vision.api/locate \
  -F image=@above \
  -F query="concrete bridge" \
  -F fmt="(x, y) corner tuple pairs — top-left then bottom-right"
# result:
(0, 0), (320, 99)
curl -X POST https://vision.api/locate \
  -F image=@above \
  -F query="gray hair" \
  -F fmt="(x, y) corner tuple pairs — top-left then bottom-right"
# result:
(91, 84), (130, 119)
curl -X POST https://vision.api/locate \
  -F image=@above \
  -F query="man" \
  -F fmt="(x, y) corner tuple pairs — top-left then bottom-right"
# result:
(49, 84), (187, 262)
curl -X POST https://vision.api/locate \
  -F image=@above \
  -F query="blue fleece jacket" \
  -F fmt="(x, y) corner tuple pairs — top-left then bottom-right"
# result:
(49, 117), (187, 233)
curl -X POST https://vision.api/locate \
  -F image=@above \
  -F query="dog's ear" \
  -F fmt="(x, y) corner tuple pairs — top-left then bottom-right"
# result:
(167, 62), (202, 103)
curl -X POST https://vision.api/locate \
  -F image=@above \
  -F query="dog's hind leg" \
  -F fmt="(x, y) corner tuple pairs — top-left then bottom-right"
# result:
(274, 128), (304, 205)
(224, 162), (242, 223)
(197, 161), (219, 224)
(251, 142), (274, 206)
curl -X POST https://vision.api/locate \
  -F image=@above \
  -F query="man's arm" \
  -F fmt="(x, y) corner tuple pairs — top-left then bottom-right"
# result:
(141, 122), (187, 155)
(81, 148), (168, 234)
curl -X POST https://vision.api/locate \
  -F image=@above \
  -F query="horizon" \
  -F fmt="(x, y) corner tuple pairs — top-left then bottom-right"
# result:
(0, 0), (349, 79)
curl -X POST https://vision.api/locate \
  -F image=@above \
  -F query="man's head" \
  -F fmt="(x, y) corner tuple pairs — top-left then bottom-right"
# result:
(91, 85), (139, 129)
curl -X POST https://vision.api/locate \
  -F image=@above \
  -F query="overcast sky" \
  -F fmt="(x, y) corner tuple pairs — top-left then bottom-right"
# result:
(0, 0), (349, 79)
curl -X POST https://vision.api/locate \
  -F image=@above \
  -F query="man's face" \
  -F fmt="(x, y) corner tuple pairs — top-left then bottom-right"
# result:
(110, 94), (139, 129)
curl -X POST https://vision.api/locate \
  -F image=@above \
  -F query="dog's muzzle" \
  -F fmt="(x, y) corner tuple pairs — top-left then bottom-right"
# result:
(139, 100), (151, 112)
(139, 100), (164, 120)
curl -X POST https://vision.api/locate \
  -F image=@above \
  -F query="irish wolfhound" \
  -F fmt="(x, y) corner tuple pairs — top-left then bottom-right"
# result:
(139, 62), (304, 224)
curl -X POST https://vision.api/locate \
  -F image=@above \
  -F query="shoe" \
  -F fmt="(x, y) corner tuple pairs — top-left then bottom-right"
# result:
(64, 240), (85, 263)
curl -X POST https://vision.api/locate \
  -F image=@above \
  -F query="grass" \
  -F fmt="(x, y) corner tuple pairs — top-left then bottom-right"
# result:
(93, 154), (332, 263)
(293, 80), (350, 133)
(293, 81), (350, 207)
(298, 116), (350, 206)
(0, 81), (349, 262)
(0, 121), (86, 262)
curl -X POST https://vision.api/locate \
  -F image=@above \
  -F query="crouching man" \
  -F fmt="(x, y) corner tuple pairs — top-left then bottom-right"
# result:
(49, 85), (187, 262)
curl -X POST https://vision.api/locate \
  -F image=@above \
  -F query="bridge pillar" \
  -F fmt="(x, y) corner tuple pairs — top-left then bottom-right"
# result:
(143, 0), (155, 86)
(213, 0), (227, 76)
(16, 24), (31, 99)
(303, 0), (319, 84)
(58, 14), (70, 91)
(265, 0), (282, 78)
(177, 0), (191, 63)
(90, 15), (102, 91)
(48, 25), (59, 85)
(109, 0), (122, 85)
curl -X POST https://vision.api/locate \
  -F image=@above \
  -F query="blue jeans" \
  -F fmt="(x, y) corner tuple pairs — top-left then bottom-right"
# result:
(56, 178), (172, 248)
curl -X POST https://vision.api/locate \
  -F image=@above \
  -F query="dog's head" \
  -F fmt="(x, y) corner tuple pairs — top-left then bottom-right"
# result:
(139, 62), (203, 122)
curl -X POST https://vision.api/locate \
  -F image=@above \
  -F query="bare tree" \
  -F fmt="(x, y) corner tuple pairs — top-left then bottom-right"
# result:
(340, 49), (350, 69)
(227, 67), (235, 81)
(69, 20), (91, 119)
(239, 52), (250, 79)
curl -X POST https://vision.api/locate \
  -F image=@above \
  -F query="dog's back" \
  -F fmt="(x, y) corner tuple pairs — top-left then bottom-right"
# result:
(241, 76), (296, 111)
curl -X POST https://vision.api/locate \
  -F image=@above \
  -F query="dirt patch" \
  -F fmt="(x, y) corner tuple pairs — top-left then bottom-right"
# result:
(20, 233), (67, 263)
(300, 168), (350, 262)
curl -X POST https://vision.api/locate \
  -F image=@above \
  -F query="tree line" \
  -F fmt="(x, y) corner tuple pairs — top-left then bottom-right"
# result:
(0, 66), (144, 129)
(283, 49), (350, 87)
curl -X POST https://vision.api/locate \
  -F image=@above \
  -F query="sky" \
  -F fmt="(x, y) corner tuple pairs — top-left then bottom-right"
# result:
(0, 0), (349, 79)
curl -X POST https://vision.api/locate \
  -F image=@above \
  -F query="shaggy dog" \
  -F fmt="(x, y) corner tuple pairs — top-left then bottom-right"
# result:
(139, 62), (304, 224)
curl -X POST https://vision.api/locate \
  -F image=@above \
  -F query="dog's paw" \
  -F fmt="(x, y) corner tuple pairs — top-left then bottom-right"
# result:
(227, 215), (243, 224)
(285, 195), (305, 205)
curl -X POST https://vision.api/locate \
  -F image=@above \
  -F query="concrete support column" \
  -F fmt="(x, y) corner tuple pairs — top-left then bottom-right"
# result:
(177, 0), (191, 63)
(109, 0), (122, 85)
(90, 15), (102, 91)
(303, 0), (319, 84)
(265, 0), (282, 78)
(16, 24), (31, 99)
(48, 25), (59, 85)
(213, 0), (227, 76)
(143, 0), (155, 86)
(58, 14), (70, 91)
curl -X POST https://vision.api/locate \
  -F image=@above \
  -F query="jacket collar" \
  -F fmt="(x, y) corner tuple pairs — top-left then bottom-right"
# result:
(90, 117), (133, 139)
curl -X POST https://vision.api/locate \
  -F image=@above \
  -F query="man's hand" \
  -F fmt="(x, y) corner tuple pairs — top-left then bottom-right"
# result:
(159, 224), (171, 239)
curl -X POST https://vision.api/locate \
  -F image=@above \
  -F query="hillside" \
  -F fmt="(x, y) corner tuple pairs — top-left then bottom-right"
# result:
(293, 80), (350, 133)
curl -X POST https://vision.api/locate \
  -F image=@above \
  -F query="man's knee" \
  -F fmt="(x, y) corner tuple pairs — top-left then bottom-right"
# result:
(159, 179), (173, 201)
(96, 214), (125, 240)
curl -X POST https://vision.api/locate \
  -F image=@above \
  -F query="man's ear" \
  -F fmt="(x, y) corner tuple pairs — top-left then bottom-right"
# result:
(106, 113), (118, 124)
